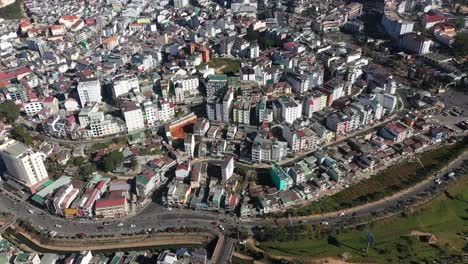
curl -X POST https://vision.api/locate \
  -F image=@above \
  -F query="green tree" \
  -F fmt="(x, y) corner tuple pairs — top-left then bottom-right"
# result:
(11, 125), (33, 145)
(79, 163), (96, 176)
(101, 150), (124, 172)
(0, 100), (20, 123)
(453, 32), (468, 58)
(73, 157), (86, 166)
(102, 157), (116, 172)
(0, 0), (24, 20)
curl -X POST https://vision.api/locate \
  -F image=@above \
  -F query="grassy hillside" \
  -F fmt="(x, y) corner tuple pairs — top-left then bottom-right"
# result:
(0, 0), (23, 20)
(258, 176), (468, 263)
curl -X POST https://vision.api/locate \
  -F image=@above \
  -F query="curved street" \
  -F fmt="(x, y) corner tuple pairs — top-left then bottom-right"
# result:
(0, 153), (465, 238)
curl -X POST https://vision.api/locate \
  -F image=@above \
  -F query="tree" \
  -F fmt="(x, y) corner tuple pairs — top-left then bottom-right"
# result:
(102, 157), (116, 172)
(11, 125), (33, 145)
(101, 150), (124, 172)
(79, 163), (96, 177)
(73, 157), (86, 166)
(453, 33), (468, 58)
(0, 100), (20, 123)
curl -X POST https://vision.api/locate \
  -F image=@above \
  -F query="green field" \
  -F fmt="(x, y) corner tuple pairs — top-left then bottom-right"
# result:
(273, 140), (467, 218)
(0, 0), (23, 20)
(258, 175), (468, 263)
(208, 58), (241, 76)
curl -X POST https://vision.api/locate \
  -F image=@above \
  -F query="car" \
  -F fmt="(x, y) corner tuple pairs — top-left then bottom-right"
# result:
(211, 221), (218, 225)
(130, 224), (136, 228)
(117, 223), (124, 227)
(338, 212), (345, 216)
(55, 224), (62, 228)
(218, 224), (225, 231)
(97, 226), (104, 230)
(28, 210), (34, 214)
(320, 222), (329, 226)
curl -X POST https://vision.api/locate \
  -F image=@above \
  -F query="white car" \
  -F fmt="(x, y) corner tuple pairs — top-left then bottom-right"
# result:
(117, 223), (124, 227)
(130, 224), (136, 228)
(28, 210), (34, 214)
(338, 212), (345, 217)
(321, 222), (329, 226)
(55, 224), (62, 228)
(218, 224), (225, 231)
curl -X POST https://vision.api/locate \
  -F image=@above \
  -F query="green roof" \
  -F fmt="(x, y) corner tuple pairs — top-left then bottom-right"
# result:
(42, 179), (54, 187)
(32, 176), (72, 204)
(136, 175), (150, 185)
(15, 253), (30, 262)
(208, 74), (227, 81)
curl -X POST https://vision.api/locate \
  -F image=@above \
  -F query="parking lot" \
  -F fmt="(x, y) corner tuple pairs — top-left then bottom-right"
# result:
(433, 88), (468, 131)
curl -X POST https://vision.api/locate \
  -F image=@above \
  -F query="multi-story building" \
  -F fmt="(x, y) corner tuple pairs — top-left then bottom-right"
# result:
(222, 156), (234, 180)
(174, 0), (189, 9)
(95, 197), (128, 218)
(270, 165), (293, 191)
(122, 102), (144, 133)
(174, 76), (199, 95)
(399, 33), (432, 54)
(159, 99), (175, 122)
(143, 102), (159, 126)
(251, 136), (287, 163)
(285, 72), (310, 94)
(381, 11), (414, 38)
(222, 89), (234, 123)
(112, 75), (140, 99)
(274, 96), (303, 124)
(184, 134), (195, 158)
(232, 98), (251, 125)
(77, 79), (102, 106)
(302, 91), (327, 118)
(206, 74), (228, 98)
(0, 138), (49, 187)
(240, 65), (256, 81)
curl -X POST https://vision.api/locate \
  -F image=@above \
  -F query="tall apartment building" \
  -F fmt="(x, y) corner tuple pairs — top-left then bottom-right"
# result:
(222, 89), (234, 123)
(122, 102), (145, 133)
(381, 11), (414, 38)
(274, 96), (303, 124)
(206, 75), (228, 98)
(399, 33), (432, 54)
(174, 0), (189, 8)
(0, 138), (49, 187)
(112, 75), (140, 98)
(77, 79), (102, 106)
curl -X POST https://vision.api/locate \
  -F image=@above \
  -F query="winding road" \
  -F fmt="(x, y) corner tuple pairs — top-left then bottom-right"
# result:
(0, 153), (465, 238)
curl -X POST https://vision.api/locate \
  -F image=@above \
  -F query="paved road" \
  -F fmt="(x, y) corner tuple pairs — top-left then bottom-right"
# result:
(0, 154), (465, 238)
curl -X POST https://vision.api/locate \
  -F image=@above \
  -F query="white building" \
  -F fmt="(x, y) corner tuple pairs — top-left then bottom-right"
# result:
(174, 0), (189, 8)
(0, 138), (49, 187)
(285, 72), (310, 94)
(274, 96), (303, 124)
(222, 156), (234, 180)
(143, 102), (160, 126)
(399, 33), (432, 54)
(174, 76), (200, 95)
(89, 116), (126, 137)
(122, 102), (145, 133)
(159, 99), (175, 122)
(23, 100), (43, 116)
(112, 76), (140, 98)
(222, 90), (234, 123)
(381, 11), (414, 38)
(77, 79), (102, 106)
(184, 133), (195, 158)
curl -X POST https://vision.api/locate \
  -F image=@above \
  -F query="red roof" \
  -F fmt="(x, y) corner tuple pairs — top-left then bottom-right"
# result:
(43, 96), (56, 103)
(95, 180), (107, 192)
(0, 67), (31, 80)
(228, 194), (239, 206)
(95, 197), (126, 209)
(424, 14), (445, 23)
